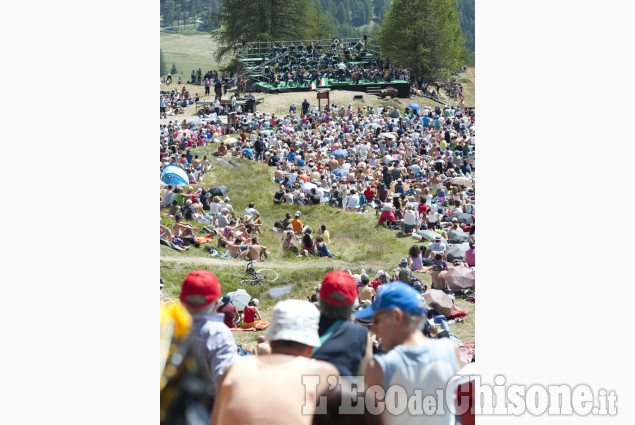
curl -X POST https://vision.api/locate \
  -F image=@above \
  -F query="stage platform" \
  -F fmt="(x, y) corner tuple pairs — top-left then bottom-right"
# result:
(253, 79), (410, 97)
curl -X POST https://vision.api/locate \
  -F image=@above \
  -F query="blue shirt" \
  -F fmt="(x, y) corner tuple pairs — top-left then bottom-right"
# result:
(190, 313), (237, 396)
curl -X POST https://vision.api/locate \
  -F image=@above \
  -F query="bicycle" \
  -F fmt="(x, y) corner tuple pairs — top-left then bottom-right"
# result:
(231, 258), (279, 286)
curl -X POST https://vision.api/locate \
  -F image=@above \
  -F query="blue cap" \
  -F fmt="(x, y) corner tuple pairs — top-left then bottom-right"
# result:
(221, 295), (231, 304)
(353, 282), (426, 320)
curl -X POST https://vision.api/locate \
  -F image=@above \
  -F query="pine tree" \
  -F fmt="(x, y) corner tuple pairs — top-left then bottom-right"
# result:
(376, 0), (466, 79)
(212, 0), (333, 61)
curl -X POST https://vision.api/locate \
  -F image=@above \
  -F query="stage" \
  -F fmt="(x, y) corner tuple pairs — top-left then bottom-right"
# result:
(253, 79), (411, 97)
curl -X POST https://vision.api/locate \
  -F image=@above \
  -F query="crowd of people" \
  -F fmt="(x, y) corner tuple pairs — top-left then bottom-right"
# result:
(160, 52), (476, 423)
(260, 41), (410, 88)
(161, 269), (474, 425)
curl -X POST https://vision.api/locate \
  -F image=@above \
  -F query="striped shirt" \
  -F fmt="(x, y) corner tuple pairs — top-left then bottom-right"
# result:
(189, 313), (237, 396)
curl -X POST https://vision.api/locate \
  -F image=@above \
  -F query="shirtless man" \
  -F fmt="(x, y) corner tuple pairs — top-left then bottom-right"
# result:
(241, 237), (269, 260)
(172, 214), (197, 238)
(218, 236), (244, 258)
(191, 197), (205, 216)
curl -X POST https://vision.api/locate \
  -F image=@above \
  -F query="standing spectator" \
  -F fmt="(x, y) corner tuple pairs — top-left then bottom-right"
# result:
(355, 282), (460, 425)
(312, 271), (373, 377)
(212, 300), (339, 425)
(179, 270), (237, 411)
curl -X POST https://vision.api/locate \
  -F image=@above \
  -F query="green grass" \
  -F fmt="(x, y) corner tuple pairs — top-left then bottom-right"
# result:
(161, 31), (228, 78)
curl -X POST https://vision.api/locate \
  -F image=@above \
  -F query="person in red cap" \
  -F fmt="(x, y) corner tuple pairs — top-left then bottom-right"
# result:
(311, 271), (373, 377)
(179, 270), (237, 411)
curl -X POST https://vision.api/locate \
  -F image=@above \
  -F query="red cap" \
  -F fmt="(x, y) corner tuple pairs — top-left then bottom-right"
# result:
(320, 271), (357, 305)
(179, 270), (221, 309)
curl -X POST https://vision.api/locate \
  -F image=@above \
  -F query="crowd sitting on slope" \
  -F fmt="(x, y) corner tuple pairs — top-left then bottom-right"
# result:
(161, 268), (474, 425)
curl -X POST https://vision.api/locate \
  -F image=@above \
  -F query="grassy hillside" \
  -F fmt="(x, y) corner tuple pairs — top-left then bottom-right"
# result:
(160, 142), (475, 346)
(160, 31), (228, 79)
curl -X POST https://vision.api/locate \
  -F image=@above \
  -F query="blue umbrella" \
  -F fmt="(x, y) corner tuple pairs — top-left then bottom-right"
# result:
(161, 164), (189, 187)
(408, 103), (420, 111)
(187, 121), (199, 128)
(331, 168), (347, 178)
(331, 149), (348, 158)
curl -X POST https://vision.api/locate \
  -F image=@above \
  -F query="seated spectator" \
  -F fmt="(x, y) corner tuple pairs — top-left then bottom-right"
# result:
(465, 242), (475, 267)
(315, 235), (336, 258)
(282, 230), (300, 255)
(428, 253), (449, 289)
(317, 224), (331, 243)
(240, 299), (261, 329)
(216, 295), (240, 328)
(407, 245), (425, 272)
(240, 237), (269, 261)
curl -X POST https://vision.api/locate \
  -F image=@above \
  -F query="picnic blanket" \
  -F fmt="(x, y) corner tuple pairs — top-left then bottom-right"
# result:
(194, 235), (215, 243)
(230, 319), (270, 331)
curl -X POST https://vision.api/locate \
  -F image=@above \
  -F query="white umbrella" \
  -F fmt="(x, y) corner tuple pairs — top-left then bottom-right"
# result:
(380, 133), (396, 139)
(302, 181), (318, 193)
(227, 289), (251, 312)
(225, 137), (238, 144)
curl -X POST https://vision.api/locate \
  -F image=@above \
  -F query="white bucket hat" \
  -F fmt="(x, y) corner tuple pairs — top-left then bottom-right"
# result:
(266, 299), (321, 347)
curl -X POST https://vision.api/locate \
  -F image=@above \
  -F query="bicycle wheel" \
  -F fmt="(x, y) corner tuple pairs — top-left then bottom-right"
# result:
(255, 269), (278, 282)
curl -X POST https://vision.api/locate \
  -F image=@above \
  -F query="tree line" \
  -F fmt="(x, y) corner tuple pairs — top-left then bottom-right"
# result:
(210, 0), (470, 79)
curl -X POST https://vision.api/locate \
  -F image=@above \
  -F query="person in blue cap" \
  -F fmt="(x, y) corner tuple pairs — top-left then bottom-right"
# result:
(354, 282), (461, 425)
(216, 294), (240, 328)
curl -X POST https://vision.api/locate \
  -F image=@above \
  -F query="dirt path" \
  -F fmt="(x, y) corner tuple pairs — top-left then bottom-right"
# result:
(160, 254), (391, 272)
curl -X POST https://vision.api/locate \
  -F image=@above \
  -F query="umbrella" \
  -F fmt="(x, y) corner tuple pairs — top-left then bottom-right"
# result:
(260, 129), (273, 136)
(380, 133), (396, 139)
(187, 121), (199, 128)
(209, 185), (229, 198)
(446, 265), (475, 290)
(302, 182), (317, 193)
(331, 149), (348, 158)
(447, 243), (470, 262)
(423, 289), (455, 317)
(408, 103), (421, 111)
(370, 123), (382, 129)
(174, 129), (193, 140)
(450, 177), (473, 187)
(227, 289), (251, 312)
(389, 109), (400, 118)
(331, 168), (347, 178)
(447, 229), (471, 244)
(446, 213), (474, 225)
(225, 137), (238, 144)
(417, 230), (439, 241)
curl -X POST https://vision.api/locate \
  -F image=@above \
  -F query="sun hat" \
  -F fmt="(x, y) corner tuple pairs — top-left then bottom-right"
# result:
(221, 294), (231, 304)
(434, 234), (442, 241)
(360, 273), (369, 281)
(399, 258), (408, 265)
(251, 298), (259, 306)
(353, 281), (427, 320)
(451, 217), (458, 223)
(319, 271), (358, 305)
(266, 299), (321, 347)
(375, 270), (385, 279)
(180, 270), (221, 310)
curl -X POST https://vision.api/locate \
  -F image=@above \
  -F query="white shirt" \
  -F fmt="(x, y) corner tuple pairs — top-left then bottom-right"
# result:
(345, 194), (359, 209)
(403, 210), (417, 226)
